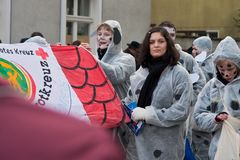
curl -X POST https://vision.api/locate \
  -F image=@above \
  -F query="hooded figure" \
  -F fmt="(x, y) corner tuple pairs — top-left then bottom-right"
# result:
(193, 36), (212, 54)
(158, 22), (206, 159)
(159, 21), (206, 106)
(193, 36), (240, 160)
(193, 36), (215, 81)
(96, 20), (135, 99)
(190, 36), (215, 160)
(175, 44), (206, 105)
(25, 36), (49, 47)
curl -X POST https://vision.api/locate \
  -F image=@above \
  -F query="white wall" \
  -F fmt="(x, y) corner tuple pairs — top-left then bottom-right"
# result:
(102, 0), (151, 49)
(0, 0), (11, 43)
(10, 0), (61, 43)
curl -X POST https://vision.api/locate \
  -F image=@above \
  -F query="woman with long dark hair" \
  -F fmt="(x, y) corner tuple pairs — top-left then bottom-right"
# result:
(121, 27), (193, 160)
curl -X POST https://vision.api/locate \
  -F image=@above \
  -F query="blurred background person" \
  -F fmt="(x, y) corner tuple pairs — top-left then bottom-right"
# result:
(72, 40), (81, 46)
(124, 41), (142, 70)
(19, 37), (29, 43)
(159, 21), (206, 106)
(31, 31), (44, 38)
(192, 36), (215, 82)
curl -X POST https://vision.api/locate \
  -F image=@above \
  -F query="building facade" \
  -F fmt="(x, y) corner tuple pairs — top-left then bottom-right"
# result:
(151, 0), (240, 40)
(0, 0), (151, 50)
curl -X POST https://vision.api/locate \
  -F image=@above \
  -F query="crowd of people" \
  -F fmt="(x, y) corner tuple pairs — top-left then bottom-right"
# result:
(1, 19), (240, 160)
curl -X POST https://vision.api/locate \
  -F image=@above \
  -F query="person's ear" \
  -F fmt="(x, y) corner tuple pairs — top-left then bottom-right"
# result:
(113, 27), (121, 44)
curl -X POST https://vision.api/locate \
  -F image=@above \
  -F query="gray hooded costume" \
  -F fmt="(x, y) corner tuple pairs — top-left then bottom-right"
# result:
(193, 36), (215, 82)
(175, 44), (206, 105)
(193, 36), (240, 160)
(96, 20), (136, 99)
(191, 36), (214, 160)
(123, 64), (193, 160)
(175, 45), (206, 157)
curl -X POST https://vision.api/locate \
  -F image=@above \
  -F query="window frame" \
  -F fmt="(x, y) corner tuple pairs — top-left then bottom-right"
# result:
(61, 0), (102, 46)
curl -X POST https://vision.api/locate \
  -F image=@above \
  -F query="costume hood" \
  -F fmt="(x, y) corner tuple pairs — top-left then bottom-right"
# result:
(98, 20), (123, 61)
(193, 36), (212, 55)
(213, 36), (240, 69)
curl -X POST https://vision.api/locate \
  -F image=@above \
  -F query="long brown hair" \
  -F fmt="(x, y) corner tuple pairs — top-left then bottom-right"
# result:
(140, 27), (180, 67)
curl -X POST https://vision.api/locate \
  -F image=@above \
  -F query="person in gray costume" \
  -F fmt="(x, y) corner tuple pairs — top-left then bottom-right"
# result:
(191, 36), (215, 159)
(193, 36), (240, 160)
(192, 36), (215, 82)
(96, 20), (135, 99)
(122, 27), (193, 160)
(159, 21), (206, 159)
(82, 20), (135, 99)
(159, 21), (206, 106)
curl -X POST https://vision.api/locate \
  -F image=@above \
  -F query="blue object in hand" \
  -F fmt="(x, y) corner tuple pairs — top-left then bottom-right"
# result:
(124, 101), (144, 136)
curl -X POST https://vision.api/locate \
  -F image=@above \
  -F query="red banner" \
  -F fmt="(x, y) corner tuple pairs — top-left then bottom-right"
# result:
(52, 45), (128, 128)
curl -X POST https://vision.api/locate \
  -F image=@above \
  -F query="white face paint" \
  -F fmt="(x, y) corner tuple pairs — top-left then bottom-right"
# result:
(216, 59), (239, 82)
(97, 27), (113, 50)
(163, 27), (176, 41)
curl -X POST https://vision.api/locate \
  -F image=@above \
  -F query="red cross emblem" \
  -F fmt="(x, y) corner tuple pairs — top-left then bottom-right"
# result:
(35, 48), (49, 60)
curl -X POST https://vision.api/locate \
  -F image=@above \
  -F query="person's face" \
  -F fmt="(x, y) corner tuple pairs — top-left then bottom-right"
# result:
(216, 59), (239, 82)
(149, 32), (167, 58)
(97, 27), (113, 49)
(163, 27), (176, 41)
(192, 45), (200, 57)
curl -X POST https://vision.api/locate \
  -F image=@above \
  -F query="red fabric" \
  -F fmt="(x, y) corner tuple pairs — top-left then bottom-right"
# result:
(0, 78), (124, 160)
(51, 46), (129, 128)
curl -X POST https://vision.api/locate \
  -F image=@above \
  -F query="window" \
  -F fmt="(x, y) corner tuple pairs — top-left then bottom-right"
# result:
(176, 30), (219, 39)
(206, 30), (219, 39)
(66, 0), (92, 45)
(77, 22), (89, 43)
(176, 30), (207, 38)
(63, 0), (102, 46)
(67, 0), (73, 15)
(77, 0), (89, 16)
(66, 22), (73, 35)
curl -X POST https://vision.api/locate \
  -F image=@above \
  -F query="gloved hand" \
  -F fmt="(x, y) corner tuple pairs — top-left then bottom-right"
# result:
(131, 107), (149, 122)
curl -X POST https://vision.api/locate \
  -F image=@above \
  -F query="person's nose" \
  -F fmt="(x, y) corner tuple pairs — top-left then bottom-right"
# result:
(154, 42), (160, 47)
(223, 71), (230, 78)
(225, 73), (229, 77)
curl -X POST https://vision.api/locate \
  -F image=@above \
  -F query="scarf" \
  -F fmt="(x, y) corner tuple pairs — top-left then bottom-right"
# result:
(137, 56), (169, 108)
(97, 48), (107, 60)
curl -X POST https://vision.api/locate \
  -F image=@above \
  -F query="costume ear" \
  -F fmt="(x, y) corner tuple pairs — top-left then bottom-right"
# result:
(113, 27), (121, 44)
